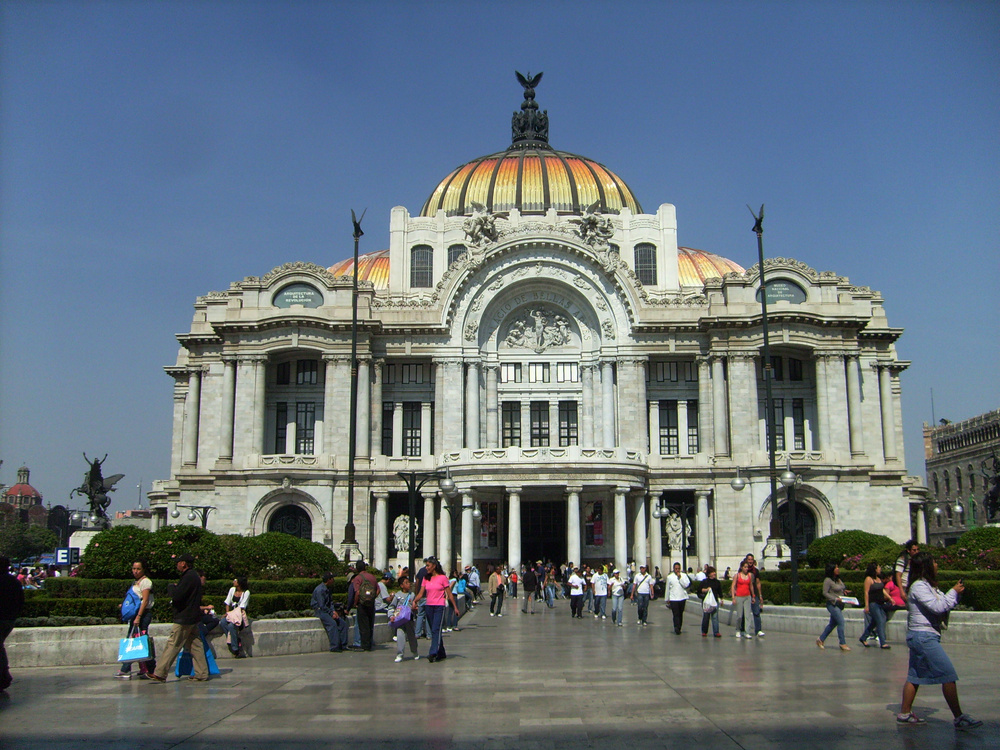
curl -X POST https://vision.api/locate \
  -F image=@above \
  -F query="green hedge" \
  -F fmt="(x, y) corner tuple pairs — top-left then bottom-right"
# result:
(77, 526), (342, 580)
(42, 577), (351, 599)
(761, 577), (1000, 610)
(762, 569), (1000, 584)
(805, 530), (897, 569)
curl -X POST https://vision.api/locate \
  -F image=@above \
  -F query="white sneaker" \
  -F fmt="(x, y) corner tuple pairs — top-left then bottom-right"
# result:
(413, 655), (420, 660)
(735, 632), (742, 639)
(757, 631), (765, 637)
(489, 613), (495, 617)
(394, 655), (403, 662)
(602, 616), (607, 620)
(392, 635), (398, 641)
(497, 614), (503, 617)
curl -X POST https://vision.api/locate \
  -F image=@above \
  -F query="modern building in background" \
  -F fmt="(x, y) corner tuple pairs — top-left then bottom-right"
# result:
(150, 80), (917, 573)
(921, 409), (1000, 547)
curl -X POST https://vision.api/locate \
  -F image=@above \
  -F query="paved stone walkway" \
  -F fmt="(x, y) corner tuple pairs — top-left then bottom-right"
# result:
(1, 600), (996, 749)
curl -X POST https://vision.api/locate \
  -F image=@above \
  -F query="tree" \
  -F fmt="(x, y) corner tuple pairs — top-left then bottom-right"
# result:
(0, 520), (59, 561)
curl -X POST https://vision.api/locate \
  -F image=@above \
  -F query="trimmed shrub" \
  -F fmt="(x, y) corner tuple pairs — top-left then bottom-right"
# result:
(805, 530), (897, 569)
(218, 532), (342, 579)
(760, 582), (825, 606)
(956, 526), (1000, 555)
(74, 526), (156, 579)
(858, 542), (903, 571)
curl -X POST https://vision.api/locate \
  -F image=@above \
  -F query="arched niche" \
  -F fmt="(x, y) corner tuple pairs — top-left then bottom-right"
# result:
(252, 489), (323, 542)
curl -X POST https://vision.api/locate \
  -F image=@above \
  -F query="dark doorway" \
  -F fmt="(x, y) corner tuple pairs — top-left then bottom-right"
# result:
(268, 505), (313, 540)
(521, 501), (566, 565)
(778, 501), (817, 558)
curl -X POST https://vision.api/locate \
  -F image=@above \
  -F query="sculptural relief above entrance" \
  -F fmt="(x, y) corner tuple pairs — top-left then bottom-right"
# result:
(501, 307), (574, 353)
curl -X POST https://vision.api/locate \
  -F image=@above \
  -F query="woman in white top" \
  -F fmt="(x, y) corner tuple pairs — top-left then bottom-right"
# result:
(115, 559), (155, 679)
(609, 570), (627, 627)
(219, 576), (250, 656)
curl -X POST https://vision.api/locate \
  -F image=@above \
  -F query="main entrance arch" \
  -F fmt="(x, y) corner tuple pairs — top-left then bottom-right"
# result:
(778, 502), (817, 558)
(268, 504), (312, 540)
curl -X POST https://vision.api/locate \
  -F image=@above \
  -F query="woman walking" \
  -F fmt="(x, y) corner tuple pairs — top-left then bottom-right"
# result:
(413, 558), (460, 663)
(219, 577), (250, 657)
(699, 567), (723, 638)
(388, 576), (419, 663)
(730, 561), (755, 640)
(488, 566), (506, 617)
(609, 569), (626, 626)
(816, 562), (851, 651)
(859, 563), (891, 649)
(896, 551), (981, 729)
(115, 560), (155, 679)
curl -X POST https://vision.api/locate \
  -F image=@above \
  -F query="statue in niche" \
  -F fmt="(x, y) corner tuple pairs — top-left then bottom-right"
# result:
(664, 512), (693, 552)
(503, 307), (573, 353)
(392, 514), (418, 554)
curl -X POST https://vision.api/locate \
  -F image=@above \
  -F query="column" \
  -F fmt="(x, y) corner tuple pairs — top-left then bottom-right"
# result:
(814, 354), (830, 454)
(915, 505), (927, 545)
(371, 359), (384, 455)
(171, 389), (186, 473)
(373, 491), (389, 570)
(697, 356), (713, 456)
(632, 491), (648, 569)
(648, 400), (660, 455)
(695, 489), (711, 568)
(613, 487), (628, 573)
(285, 415), (296, 455)
(253, 357), (267, 455)
(465, 360), (481, 449)
(356, 358), (371, 458)
(440, 360), (464, 451)
(218, 357), (236, 462)
(566, 487), (582, 567)
(549, 400), (560, 447)
(392, 402), (403, 457)
(439, 494), (452, 572)
(878, 365), (897, 460)
(507, 487), (521, 574)
(711, 356), (729, 456)
(421, 401), (433, 457)
(678, 399), (690, 456)
(601, 360), (616, 447)
(461, 491), (474, 570)
(182, 368), (202, 466)
(422, 493), (436, 559)
(485, 364), (499, 448)
(845, 353), (865, 456)
(581, 364), (595, 446)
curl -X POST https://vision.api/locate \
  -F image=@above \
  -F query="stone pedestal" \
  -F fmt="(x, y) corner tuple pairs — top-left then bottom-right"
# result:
(68, 529), (102, 556)
(761, 536), (789, 565)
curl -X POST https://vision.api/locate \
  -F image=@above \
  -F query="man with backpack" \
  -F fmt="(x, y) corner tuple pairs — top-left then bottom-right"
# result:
(348, 560), (379, 651)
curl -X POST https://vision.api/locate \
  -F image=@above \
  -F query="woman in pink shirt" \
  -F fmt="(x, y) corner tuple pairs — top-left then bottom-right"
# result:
(413, 558), (460, 663)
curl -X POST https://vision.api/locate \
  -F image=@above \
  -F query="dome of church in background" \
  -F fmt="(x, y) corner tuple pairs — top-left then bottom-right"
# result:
(3, 465), (43, 509)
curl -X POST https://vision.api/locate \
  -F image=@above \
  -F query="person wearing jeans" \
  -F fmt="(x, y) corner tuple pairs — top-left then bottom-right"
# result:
(630, 565), (654, 626)
(699, 567), (722, 637)
(488, 567), (506, 617)
(730, 561), (755, 639)
(665, 563), (691, 635)
(816, 562), (850, 650)
(413, 558), (461, 663)
(609, 570), (626, 626)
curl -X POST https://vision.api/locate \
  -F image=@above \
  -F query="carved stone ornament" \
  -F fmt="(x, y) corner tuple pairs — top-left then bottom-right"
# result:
(392, 514), (418, 553)
(569, 202), (616, 248)
(665, 511), (693, 551)
(601, 319), (616, 340)
(595, 244), (621, 273)
(464, 321), (479, 342)
(502, 307), (574, 353)
(463, 202), (504, 246)
(255, 262), (341, 287)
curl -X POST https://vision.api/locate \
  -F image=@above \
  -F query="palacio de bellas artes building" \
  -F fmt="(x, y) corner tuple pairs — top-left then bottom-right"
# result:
(149, 75), (918, 575)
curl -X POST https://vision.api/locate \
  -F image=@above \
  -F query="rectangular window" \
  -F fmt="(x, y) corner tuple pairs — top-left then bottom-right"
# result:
(683, 361), (697, 382)
(276, 362), (290, 385)
(382, 402), (393, 456)
(296, 359), (318, 385)
(653, 361), (678, 382)
(789, 357), (803, 382)
(501, 402), (521, 447)
(556, 362), (579, 382)
(410, 245), (433, 288)
(402, 402), (421, 456)
(400, 364), (424, 384)
(792, 398), (805, 451)
(296, 402), (316, 454)
(769, 356), (784, 382)
(558, 401), (579, 446)
(634, 243), (658, 286)
(771, 398), (785, 451)
(274, 402), (288, 453)
(686, 400), (699, 454)
(528, 362), (550, 383)
(659, 400), (679, 455)
(530, 401), (550, 447)
(500, 363), (522, 383)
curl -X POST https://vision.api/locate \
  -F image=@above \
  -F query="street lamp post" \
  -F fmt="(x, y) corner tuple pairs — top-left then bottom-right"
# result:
(397, 469), (468, 579)
(170, 504), (217, 529)
(779, 457), (801, 604)
(342, 209), (366, 562)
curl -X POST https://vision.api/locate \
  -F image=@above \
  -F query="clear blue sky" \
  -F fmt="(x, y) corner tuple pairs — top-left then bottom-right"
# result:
(2, 1), (998, 513)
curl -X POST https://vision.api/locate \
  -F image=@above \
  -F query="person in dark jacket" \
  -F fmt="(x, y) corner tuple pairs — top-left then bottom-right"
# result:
(0, 556), (25, 692)
(147, 554), (209, 682)
(347, 561), (378, 651)
(312, 572), (348, 652)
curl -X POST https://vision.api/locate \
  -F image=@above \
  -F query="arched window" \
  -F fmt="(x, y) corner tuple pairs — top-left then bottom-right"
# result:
(410, 245), (433, 288)
(932, 473), (939, 498)
(447, 244), (466, 266)
(944, 470), (951, 496)
(634, 243), (657, 286)
(956, 468), (963, 494)
(268, 504), (312, 540)
(778, 501), (817, 558)
(968, 464), (975, 494)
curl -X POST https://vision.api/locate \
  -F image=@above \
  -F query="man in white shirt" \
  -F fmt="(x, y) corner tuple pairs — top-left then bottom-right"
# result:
(591, 568), (609, 619)
(665, 562), (692, 634)
(630, 565), (654, 626)
(694, 565), (708, 582)
(568, 568), (586, 618)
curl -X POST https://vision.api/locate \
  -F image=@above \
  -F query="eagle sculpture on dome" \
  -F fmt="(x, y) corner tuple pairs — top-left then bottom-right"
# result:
(515, 70), (543, 100)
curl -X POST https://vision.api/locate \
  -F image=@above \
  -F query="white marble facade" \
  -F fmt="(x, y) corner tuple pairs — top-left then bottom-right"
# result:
(150, 89), (918, 574)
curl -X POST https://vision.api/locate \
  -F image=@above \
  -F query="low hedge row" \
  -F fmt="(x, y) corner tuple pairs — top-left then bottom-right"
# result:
(19, 592), (347, 622)
(761, 569), (1000, 584)
(761, 579), (1000, 610)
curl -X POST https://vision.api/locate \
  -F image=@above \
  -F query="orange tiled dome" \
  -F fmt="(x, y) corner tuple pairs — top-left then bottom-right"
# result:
(328, 249), (390, 290)
(677, 247), (745, 286)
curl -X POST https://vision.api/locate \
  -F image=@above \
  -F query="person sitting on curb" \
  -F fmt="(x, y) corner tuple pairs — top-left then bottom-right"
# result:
(312, 572), (348, 653)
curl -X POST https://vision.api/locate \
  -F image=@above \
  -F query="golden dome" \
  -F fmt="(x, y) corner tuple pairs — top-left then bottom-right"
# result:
(420, 148), (642, 218)
(328, 249), (390, 290)
(677, 247), (745, 286)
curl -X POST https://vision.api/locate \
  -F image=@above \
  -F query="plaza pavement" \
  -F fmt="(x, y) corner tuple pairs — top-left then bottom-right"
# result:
(0, 599), (996, 750)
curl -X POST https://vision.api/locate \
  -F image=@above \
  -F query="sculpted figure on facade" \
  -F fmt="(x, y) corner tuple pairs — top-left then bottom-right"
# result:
(392, 514), (417, 553)
(569, 201), (615, 248)
(503, 307), (573, 353)
(665, 511), (692, 552)
(463, 202), (503, 246)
